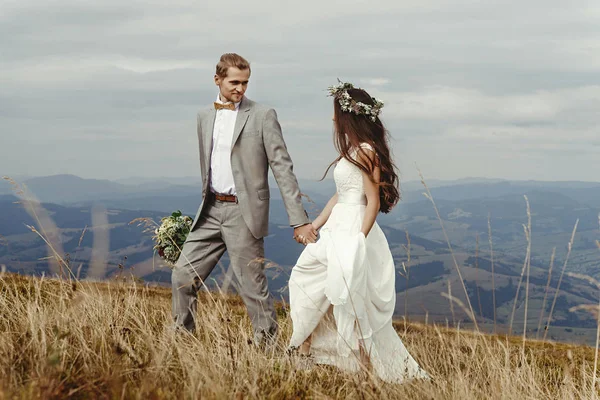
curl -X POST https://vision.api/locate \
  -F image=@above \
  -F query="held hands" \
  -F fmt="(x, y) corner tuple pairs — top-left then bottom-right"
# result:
(293, 223), (318, 245)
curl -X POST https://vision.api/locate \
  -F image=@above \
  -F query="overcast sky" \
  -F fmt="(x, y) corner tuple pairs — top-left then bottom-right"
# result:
(1, 0), (599, 183)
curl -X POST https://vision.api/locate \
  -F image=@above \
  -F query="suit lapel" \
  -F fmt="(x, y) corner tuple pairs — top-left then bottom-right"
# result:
(231, 97), (251, 148)
(203, 108), (216, 170)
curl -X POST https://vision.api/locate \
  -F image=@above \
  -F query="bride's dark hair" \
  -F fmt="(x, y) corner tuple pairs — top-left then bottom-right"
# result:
(322, 87), (401, 213)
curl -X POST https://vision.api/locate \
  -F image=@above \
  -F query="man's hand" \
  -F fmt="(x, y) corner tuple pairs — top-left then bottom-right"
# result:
(293, 224), (318, 245)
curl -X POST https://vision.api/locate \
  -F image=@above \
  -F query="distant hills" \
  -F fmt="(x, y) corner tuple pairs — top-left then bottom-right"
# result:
(0, 174), (204, 204)
(3, 174), (600, 207)
(1, 174), (600, 344)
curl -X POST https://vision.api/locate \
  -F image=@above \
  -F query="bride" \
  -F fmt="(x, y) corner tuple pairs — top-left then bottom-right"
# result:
(288, 82), (429, 383)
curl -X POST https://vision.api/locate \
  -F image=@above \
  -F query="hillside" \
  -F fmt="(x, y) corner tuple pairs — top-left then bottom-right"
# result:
(2, 174), (600, 346)
(1, 273), (599, 399)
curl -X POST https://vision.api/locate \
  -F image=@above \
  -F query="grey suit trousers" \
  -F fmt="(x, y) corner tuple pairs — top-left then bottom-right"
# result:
(171, 198), (277, 344)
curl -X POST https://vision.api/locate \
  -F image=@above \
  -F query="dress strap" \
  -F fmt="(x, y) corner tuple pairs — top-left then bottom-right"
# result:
(354, 142), (377, 159)
(359, 142), (375, 153)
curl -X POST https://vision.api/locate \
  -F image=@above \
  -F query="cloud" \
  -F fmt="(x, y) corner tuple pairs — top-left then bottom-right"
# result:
(0, 0), (599, 182)
(360, 78), (391, 87)
(383, 85), (600, 123)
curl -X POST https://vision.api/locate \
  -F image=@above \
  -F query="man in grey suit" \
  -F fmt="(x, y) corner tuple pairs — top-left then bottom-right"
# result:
(172, 53), (317, 347)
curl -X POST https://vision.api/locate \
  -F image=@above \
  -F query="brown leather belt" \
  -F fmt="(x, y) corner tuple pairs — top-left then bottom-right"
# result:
(211, 192), (238, 203)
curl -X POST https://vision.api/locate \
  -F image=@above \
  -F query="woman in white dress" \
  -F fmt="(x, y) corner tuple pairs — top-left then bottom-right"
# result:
(288, 82), (429, 383)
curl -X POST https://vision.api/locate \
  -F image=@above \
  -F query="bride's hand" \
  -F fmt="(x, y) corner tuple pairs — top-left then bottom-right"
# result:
(294, 224), (318, 245)
(301, 223), (319, 245)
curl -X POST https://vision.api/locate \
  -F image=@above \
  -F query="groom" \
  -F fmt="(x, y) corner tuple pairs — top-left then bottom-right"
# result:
(172, 53), (317, 346)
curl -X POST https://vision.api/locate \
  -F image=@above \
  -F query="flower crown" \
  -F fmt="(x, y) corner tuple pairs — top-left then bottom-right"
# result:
(327, 80), (384, 122)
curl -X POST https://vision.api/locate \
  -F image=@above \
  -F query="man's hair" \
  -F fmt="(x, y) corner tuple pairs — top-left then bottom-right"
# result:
(215, 53), (251, 77)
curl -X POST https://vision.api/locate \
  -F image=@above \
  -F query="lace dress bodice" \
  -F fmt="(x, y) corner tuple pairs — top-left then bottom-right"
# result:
(333, 143), (374, 195)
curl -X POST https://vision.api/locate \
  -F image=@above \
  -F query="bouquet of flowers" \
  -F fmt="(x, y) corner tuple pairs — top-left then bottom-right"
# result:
(153, 210), (193, 267)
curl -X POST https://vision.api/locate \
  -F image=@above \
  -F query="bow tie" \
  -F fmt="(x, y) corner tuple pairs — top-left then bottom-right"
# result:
(214, 102), (236, 111)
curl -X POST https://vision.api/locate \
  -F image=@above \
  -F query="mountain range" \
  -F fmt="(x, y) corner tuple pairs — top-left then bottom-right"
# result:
(1, 174), (599, 345)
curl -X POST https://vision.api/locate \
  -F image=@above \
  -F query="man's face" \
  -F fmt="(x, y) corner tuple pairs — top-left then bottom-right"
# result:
(215, 67), (250, 103)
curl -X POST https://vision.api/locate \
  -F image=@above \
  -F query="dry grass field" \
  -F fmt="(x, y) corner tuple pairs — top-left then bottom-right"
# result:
(1, 272), (600, 399)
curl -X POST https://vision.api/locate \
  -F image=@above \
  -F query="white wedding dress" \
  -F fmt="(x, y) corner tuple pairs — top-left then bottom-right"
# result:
(289, 143), (429, 383)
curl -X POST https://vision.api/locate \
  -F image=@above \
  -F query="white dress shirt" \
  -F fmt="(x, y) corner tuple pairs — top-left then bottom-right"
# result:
(210, 95), (241, 195)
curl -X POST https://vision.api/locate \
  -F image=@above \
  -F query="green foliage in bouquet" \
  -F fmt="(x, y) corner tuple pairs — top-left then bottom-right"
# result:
(153, 210), (193, 267)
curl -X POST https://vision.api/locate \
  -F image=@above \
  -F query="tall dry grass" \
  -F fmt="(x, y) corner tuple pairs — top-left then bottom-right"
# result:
(417, 168), (479, 332)
(2, 175), (600, 398)
(1, 272), (599, 399)
(488, 212), (497, 333)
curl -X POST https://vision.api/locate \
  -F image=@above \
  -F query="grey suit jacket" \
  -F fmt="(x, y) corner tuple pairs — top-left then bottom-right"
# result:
(191, 96), (309, 238)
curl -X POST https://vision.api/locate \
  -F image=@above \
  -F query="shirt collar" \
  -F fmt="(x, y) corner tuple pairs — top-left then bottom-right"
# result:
(215, 94), (241, 110)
